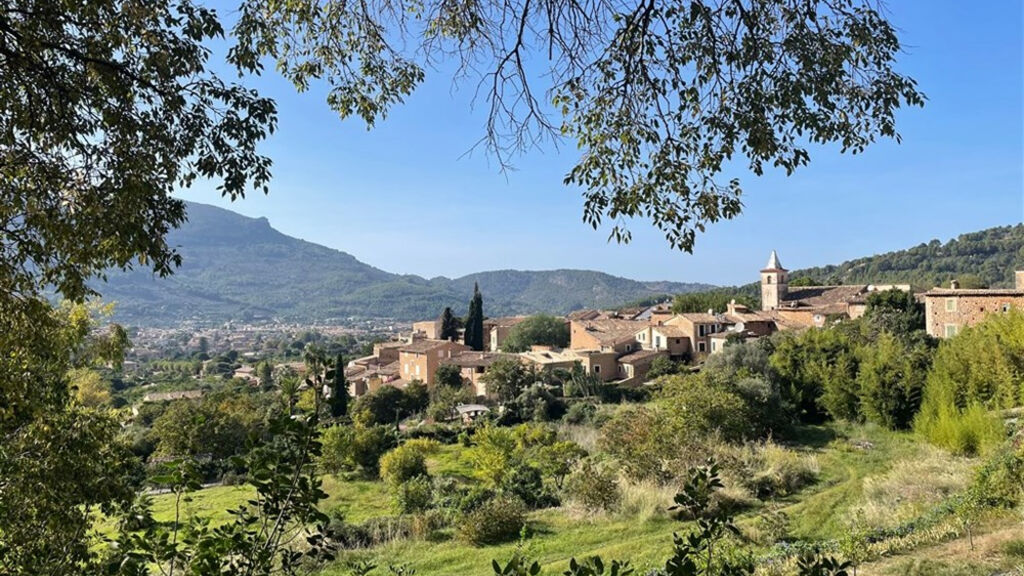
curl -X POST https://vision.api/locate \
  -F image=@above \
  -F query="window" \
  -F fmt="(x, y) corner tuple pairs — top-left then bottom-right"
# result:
(698, 325), (705, 337)
(594, 365), (601, 374)
(1003, 303), (1012, 313)
(711, 340), (717, 352)
(698, 342), (706, 352)
(437, 349), (444, 358)
(945, 298), (956, 312)
(944, 324), (958, 338)
(655, 336), (661, 348)
(675, 339), (681, 344)
(767, 277), (773, 284)
(625, 344), (632, 352)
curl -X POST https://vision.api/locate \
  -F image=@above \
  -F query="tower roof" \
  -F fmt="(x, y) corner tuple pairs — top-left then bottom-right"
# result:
(763, 250), (785, 271)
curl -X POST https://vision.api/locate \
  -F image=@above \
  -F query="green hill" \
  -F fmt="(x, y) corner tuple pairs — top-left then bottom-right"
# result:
(707, 224), (1024, 305)
(791, 224), (1024, 289)
(97, 202), (713, 325)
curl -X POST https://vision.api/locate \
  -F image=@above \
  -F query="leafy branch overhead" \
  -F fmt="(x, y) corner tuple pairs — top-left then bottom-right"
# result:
(232, 0), (924, 251)
(2, 1), (923, 310)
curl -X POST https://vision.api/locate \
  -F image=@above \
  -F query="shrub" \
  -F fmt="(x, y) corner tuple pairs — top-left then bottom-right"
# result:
(349, 425), (397, 474)
(394, 475), (433, 514)
(599, 404), (677, 482)
(379, 444), (430, 486)
(565, 460), (621, 513)
(500, 463), (557, 509)
(320, 424), (356, 474)
(971, 439), (1024, 508)
(658, 373), (755, 442)
(456, 497), (527, 545)
(563, 402), (597, 425)
(916, 399), (1003, 456)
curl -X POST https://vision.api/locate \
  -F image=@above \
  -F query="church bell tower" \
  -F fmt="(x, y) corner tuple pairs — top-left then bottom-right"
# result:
(760, 250), (788, 311)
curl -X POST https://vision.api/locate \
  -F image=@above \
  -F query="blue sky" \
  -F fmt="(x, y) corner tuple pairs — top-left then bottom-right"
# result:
(178, 0), (1023, 286)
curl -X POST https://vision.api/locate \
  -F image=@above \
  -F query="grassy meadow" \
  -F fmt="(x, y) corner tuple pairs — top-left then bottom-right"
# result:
(129, 421), (1023, 576)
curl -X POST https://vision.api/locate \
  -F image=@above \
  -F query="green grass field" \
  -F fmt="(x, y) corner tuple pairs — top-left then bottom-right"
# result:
(127, 422), (1018, 576)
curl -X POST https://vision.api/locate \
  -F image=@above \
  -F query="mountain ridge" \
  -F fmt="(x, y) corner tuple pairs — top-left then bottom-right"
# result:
(97, 201), (713, 325)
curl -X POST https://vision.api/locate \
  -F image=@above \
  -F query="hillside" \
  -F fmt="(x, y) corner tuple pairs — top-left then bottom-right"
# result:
(709, 224), (1024, 304)
(97, 202), (712, 325)
(792, 224), (1024, 289)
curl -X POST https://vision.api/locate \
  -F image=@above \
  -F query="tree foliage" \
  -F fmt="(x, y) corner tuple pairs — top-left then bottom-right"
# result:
(464, 283), (485, 351)
(501, 314), (570, 352)
(440, 307), (460, 341)
(916, 311), (1024, 453)
(481, 357), (536, 402)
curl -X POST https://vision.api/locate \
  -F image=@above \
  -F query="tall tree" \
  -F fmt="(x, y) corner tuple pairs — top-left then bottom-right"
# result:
(258, 361), (274, 389)
(330, 353), (350, 418)
(464, 283), (485, 351)
(440, 306), (459, 341)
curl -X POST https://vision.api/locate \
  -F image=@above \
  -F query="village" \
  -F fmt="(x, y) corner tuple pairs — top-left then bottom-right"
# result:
(335, 251), (1024, 407)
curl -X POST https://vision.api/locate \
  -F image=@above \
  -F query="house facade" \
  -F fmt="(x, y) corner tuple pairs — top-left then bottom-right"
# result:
(397, 338), (472, 385)
(921, 272), (1024, 338)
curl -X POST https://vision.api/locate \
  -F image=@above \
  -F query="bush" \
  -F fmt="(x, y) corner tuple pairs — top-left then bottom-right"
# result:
(563, 402), (597, 425)
(379, 443), (430, 486)
(402, 423), (460, 444)
(565, 460), (621, 513)
(500, 463), (558, 509)
(916, 400), (1003, 456)
(456, 497), (527, 545)
(320, 424), (356, 473)
(349, 425), (398, 474)
(394, 475), (433, 514)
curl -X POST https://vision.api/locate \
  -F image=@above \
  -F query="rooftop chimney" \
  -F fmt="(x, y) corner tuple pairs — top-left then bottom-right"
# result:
(950, 279), (960, 290)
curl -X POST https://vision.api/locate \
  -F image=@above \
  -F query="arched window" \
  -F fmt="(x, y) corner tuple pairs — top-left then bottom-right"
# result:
(767, 277), (773, 284)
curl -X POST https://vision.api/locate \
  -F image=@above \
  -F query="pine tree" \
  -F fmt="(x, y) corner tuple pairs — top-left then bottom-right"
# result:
(464, 283), (485, 351)
(440, 307), (459, 341)
(330, 354), (349, 418)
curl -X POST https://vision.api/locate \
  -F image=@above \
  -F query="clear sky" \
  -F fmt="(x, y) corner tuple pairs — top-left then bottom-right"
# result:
(178, 0), (1023, 286)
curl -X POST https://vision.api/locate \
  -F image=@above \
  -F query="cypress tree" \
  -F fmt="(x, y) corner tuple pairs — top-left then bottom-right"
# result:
(330, 353), (349, 418)
(440, 306), (459, 341)
(464, 283), (485, 351)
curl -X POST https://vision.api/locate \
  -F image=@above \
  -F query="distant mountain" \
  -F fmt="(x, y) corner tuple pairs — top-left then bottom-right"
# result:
(97, 202), (713, 326)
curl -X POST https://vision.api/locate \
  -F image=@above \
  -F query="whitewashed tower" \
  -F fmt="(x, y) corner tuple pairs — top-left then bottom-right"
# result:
(760, 250), (788, 311)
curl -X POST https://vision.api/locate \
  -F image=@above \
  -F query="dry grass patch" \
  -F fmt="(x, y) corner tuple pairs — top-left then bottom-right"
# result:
(851, 444), (974, 530)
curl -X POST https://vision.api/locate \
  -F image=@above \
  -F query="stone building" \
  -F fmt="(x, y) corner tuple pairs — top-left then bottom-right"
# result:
(921, 272), (1024, 338)
(759, 250), (910, 328)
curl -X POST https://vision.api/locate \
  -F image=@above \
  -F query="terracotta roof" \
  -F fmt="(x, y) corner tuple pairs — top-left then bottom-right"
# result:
(922, 288), (1024, 297)
(724, 311), (775, 324)
(781, 285), (867, 314)
(376, 340), (408, 349)
(673, 313), (722, 324)
(567, 309), (605, 321)
(652, 325), (688, 337)
(575, 319), (646, 346)
(617, 349), (665, 364)
(519, 348), (582, 365)
(400, 339), (456, 353)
